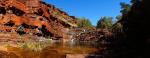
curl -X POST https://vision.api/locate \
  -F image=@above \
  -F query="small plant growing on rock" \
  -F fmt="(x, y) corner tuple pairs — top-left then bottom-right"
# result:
(17, 25), (25, 35)
(18, 40), (46, 51)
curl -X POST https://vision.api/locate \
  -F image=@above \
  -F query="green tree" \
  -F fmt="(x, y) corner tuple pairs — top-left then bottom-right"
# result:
(77, 17), (93, 29)
(96, 17), (113, 29)
(116, 15), (122, 21)
(115, 15), (123, 28)
(120, 2), (131, 14)
(112, 2), (131, 32)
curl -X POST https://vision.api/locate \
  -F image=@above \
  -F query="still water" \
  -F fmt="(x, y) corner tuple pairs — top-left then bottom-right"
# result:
(1, 40), (102, 58)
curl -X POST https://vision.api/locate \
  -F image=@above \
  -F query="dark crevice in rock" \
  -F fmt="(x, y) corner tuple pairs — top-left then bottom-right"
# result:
(0, 0), (77, 39)
(4, 21), (15, 27)
(22, 23), (38, 29)
(0, 7), (6, 14)
(8, 7), (25, 16)
(34, 8), (44, 16)
(40, 25), (53, 37)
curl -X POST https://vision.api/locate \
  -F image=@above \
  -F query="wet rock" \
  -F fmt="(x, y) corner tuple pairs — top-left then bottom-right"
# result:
(0, 51), (19, 58)
(40, 47), (66, 58)
(66, 54), (88, 58)
(66, 54), (102, 58)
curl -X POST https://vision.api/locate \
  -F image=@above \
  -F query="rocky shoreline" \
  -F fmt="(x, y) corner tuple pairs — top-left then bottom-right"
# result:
(0, 29), (111, 58)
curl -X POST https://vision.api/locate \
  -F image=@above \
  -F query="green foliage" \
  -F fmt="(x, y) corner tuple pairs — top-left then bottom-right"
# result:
(116, 15), (122, 21)
(17, 25), (25, 32)
(96, 17), (113, 29)
(77, 17), (93, 29)
(17, 25), (25, 35)
(47, 36), (51, 39)
(111, 2), (131, 32)
(113, 23), (123, 32)
(131, 0), (142, 4)
(21, 40), (46, 51)
(120, 2), (131, 14)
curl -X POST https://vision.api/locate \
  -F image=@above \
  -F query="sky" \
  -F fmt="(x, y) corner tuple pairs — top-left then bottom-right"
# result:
(43, 0), (131, 26)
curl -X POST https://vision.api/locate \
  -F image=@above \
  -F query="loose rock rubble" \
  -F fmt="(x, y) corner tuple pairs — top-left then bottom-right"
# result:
(73, 28), (113, 42)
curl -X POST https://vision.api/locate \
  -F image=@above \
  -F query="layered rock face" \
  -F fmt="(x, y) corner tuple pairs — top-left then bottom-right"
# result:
(0, 0), (77, 39)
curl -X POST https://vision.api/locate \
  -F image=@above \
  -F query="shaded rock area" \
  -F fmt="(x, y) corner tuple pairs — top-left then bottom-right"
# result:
(73, 28), (113, 42)
(71, 28), (114, 56)
(106, 0), (150, 58)
(0, 0), (77, 39)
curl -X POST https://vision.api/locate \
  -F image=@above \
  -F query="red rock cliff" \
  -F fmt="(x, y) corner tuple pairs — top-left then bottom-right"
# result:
(0, 0), (77, 39)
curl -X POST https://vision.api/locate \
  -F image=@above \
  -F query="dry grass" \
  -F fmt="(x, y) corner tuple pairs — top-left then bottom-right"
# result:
(0, 33), (99, 58)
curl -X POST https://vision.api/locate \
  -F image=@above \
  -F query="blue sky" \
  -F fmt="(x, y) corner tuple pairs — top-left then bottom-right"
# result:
(43, 0), (131, 26)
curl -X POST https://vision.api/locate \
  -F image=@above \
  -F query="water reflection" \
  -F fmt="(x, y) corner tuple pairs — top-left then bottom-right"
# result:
(1, 40), (101, 58)
(48, 40), (100, 48)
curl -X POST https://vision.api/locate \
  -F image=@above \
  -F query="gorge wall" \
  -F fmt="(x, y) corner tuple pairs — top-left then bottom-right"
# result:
(108, 0), (150, 58)
(0, 0), (77, 39)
